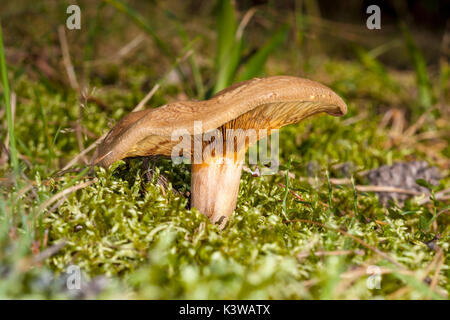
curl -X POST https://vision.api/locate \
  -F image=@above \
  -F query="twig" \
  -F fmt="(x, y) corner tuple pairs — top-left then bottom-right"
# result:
(131, 83), (160, 112)
(117, 34), (145, 58)
(299, 176), (426, 195)
(285, 218), (404, 268)
(17, 183), (35, 198)
(75, 91), (87, 163)
(3, 92), (16, 160)
(355, 185), (423, 195)
(389, 246), (444, 299)
(17, 240), (67, 271)
(422, 247), (441, 280)
(47, 196), (68, 215)
(277, 182), (305, 202)
(404, 109), (431, 137)
(297, 249), (364, 260)
(58, 25), (79, 91)
(236, 8), (257, 40)
(32, 240), (67, 264)
(430, 248), (444, 293)
(341, 111), (367, 126)
(387, 286), (411, 299)
(418, 188), (450, 205)
(69, 122), (99, 139)
(60, 138), (101, 172)
(60, 84), (160, 171)
(60, 45), (195, 172)
(38, 179), (96, 212)
(307, 175), (450, 202)
(88, 34), (146, 67)
(16, 175), (78, 199)
(86, 95), (111, 111)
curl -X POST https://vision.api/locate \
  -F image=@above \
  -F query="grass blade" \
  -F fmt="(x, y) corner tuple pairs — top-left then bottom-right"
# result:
(281, 157), (293, 219)
(103, 0), (172, 58)
(215, 0), (237, 69)
(237, 24), (289, 81)
(213, 39), (243, 94)
(165, 10), (205, 98)
(400, 22), (435, 109)
(212, 0), (240, 94)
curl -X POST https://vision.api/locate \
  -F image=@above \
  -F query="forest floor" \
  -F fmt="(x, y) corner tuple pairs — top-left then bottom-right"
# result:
(0, 1), (448, 299)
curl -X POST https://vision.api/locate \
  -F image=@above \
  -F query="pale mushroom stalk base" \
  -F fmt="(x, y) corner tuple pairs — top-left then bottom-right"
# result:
(191, 153), (245, 229)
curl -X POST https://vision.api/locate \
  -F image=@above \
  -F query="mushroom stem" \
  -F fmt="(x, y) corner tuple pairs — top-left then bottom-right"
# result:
(191, 153), (245, 229)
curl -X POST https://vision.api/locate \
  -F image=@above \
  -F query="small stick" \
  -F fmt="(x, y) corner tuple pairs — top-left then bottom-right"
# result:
(32, 240), (67, 264)
(355, 185), (423, 195)
(60, 84), (160, 171)
(418, 189), (450, 205)
(60, 47), (194, 172)
(430, 248), (444, 293)
(236, 8), (257, 40)
(88, 34), (145, 66)
(299, 176), (427, 195)
(131, 83), (160, 112)
(38, 179), (96, 212)
(58, 25), (79, 91)
(297, 249), (364, 260)
(285, 218), (404, 268)
(86, 95), (111, 112)
(278, 182), (305, 201)
(341, 111), (367, 126)
(404, 109), (431, 137)
(75, 93), (87, 163)
(47, 196), (68, 215)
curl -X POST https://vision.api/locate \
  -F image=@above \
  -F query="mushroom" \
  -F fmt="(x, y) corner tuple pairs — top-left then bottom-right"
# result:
(93, 76), (347, 228)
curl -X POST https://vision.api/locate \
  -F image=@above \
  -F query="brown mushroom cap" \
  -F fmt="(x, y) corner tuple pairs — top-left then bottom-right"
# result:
(94, 76), (347, 167)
